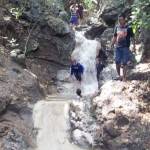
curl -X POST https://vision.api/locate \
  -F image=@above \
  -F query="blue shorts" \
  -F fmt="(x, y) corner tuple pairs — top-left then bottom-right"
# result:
(115, 47), (130, 65)
(70, 16), (78, 25)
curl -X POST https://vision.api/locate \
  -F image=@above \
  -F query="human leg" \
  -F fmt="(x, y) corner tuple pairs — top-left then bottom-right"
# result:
(115, 48), (122, 79)
(122, 48), (130, 81)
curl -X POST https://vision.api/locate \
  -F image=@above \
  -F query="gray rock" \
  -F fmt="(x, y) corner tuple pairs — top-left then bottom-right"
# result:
(0, 54), (44, 149)
(72, 129), (93, 147)
(0, 54), (44, 106)
(100, 5), (131, 27)
(100, 28), (114, 63)
(20, 0), (65, 22)
(59, 11), (69, 23)
(47, 16), (70, 35)
(10, 49), (22, 60)
(116, 115), (129, 127)
(104, 121), (121, 138)
(0, 96), (11, 114)
(10, 51), (17, 59)
(84, 24), (107, 39)
(16, 54), (26, 66)
(3, 129), (28, 150)
(29, 40), (39, 52)
(10, 52), (25, 66)
(14, 49), (22, 55)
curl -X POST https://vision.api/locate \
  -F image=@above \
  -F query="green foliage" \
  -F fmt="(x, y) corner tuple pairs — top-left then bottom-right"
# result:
(83, 0), (94, 10)
(10, 7), (23, 19)
(131, 0), (150, 33)
(9, 0), (29, 19)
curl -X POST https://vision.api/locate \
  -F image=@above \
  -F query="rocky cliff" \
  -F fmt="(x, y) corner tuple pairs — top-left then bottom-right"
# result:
(0, 0), (75, 149)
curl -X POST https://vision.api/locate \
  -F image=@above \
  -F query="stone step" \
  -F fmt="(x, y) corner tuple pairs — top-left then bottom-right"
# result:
(46, 94), (76, 101)
(33, 100), (86, 150)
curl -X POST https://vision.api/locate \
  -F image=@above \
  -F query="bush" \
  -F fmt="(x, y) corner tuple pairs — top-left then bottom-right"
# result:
(131, 0), (150, 33)
(83, 0), (94, 10)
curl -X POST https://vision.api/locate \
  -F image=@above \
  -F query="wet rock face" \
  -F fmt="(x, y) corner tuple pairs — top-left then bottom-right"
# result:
(0, 3), (75, 93)
(2, 129), (28, 150)
(0, 54), (44, 150)
(69, 64), (150, 150)
(99, 3), (131, 27)
(25, 20), (75, 90)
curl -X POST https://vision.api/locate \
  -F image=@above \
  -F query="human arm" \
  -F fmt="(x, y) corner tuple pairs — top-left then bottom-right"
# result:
(110, 26), (117, 48)
(111, 36), (117, 48)
(70, 65), (74, 76)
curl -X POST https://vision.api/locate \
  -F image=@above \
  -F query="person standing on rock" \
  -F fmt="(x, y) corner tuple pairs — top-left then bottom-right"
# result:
(70, 3), (79, 29)
(111, 14), (136, 81)
(70, 59), (84, 83)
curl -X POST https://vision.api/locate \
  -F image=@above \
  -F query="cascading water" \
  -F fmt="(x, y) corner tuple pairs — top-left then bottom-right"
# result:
(72, 31), (98, 95)
(33, 30), (99, 150)
(57, 31), (99, 96)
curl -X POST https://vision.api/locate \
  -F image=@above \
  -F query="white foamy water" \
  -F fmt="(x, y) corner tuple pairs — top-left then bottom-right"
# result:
(33, 31), (98, 150)
(33, 101), (87, 150)
(57, 31), (99, 96)
(72, 31), (98, 95)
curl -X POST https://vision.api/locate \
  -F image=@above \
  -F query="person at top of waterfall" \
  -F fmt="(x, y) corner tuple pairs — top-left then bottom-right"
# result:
(70, 59), (84, 82)
(76, 3), (84, 24)
(70, 3), (79, 28)
(111, 13), (136, 81)
(96, 41), (107, 81)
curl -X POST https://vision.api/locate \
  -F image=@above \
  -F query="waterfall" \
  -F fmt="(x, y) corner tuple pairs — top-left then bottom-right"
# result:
(33, 30), (98, 150)
(57, 31), (99, 96)
(72, 31), (98, 95)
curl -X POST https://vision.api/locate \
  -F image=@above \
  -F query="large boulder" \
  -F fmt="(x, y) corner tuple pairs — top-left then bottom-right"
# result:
(0, 53), (44, 150)
(100, 28), (114, 48)
(47, 16), (70, 35)
(0, 5), (75, 93)
(84, 24), (107, 39)
(25, 18), (75, 91)
(100, 5), (131, 27)
(58, 11), (69, 23)
(96, 28), (114, 63)
(0, 54), (44, 107)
